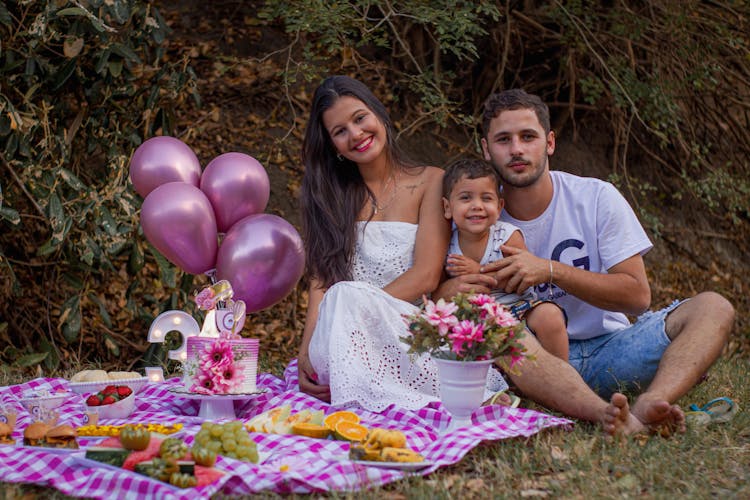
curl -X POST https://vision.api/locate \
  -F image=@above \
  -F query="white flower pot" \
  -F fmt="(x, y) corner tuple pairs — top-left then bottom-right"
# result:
(433, 357), (495, 432)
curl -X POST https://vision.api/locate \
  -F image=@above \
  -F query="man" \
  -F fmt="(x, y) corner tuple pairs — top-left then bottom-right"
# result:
(436, 89), (734, 436)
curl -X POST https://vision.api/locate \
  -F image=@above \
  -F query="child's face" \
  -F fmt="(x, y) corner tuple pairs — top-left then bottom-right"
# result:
(443, 175), (503, 235)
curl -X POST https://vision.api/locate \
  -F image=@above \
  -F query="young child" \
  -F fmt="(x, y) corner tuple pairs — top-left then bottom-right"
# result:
(442, 158), (569, 361)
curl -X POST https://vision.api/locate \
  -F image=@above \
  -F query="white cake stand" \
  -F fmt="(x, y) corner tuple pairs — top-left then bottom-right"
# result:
(168, 388), (267, 419)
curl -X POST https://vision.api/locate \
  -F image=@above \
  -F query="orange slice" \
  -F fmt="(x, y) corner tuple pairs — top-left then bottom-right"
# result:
(323, 410), (360, 431)
(333, 420), (368, 442)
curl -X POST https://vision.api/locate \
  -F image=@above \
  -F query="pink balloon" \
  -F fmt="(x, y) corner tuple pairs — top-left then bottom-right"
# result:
(130, 136), (202, 198)
(140, 182), (218, 274)
(200, 152), (271, 233)
(216, 214), (305, 313)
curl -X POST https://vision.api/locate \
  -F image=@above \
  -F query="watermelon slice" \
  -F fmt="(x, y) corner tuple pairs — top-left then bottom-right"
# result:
(122, 437), (163, 470)
(195, 465), (225, 487)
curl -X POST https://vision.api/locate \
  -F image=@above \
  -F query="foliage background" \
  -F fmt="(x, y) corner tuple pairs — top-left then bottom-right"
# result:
(1, 0), (748, 378)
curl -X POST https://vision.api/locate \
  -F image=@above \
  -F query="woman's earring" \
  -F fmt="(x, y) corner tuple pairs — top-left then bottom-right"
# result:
(336, 152), (343, 161)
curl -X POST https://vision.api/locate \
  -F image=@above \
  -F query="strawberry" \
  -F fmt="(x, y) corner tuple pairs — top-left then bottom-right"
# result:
(101, 395), (118, 405)
(102, 385), (118, 395)
(86, 394), (101, 406)
(117, 386), (132, 398)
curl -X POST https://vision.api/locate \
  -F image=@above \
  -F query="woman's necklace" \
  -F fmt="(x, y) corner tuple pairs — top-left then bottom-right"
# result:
(370, 171), (399, 215)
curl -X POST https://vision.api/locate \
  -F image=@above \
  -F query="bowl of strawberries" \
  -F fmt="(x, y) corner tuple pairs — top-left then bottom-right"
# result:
(85, 385), (135, 420)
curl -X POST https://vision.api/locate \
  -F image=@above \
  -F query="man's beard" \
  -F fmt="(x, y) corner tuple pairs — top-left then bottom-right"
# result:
(492, 153), (547, 188)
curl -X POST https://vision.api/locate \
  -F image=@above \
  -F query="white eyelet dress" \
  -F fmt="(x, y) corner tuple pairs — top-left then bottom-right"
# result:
(308, 221), (507, 411)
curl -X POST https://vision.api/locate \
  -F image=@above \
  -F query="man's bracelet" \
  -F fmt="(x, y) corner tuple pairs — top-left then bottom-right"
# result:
(548, 259), (554, 300)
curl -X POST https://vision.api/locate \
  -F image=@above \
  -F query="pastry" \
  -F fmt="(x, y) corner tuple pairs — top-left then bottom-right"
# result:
(0, 422), (14, 445)
(45, 424), (78, 449)
(23, 422), (51, 446)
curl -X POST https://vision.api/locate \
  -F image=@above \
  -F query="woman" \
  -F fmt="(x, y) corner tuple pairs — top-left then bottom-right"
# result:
(297, 76), (507, 411)
(297, 75), (448, 410)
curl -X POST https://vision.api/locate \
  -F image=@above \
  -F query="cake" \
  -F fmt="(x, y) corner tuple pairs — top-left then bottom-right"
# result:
(183, 337), (259, 395)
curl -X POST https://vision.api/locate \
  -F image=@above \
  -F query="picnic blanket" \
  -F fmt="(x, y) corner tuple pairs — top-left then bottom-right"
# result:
(0, 361), (572, 498)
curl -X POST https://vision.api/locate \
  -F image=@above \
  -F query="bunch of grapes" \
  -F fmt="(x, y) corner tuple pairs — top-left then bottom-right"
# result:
(192, 421), (258, 463)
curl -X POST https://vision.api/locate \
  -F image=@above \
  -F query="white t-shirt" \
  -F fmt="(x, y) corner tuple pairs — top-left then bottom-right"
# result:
(500, 171), (653, 340)
(447, 220), (536, 305)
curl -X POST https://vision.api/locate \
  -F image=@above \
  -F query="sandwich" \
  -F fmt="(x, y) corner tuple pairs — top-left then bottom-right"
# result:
(45, 424), (79, 449)
(0, 422), (14, 445)
(23, 422), (51, 446)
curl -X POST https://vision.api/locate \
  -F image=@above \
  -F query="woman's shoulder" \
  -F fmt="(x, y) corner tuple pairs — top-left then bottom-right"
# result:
(402, 165), (443, 185)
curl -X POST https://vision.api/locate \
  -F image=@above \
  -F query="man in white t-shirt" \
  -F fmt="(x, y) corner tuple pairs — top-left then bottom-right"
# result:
(436, 89), (734, 437)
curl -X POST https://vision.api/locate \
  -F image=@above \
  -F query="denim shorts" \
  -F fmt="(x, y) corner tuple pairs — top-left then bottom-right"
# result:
(569, 299), (686, 399)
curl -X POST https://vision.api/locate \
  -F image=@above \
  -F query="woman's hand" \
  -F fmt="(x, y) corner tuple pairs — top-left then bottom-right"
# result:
(297, 350), (331, 402)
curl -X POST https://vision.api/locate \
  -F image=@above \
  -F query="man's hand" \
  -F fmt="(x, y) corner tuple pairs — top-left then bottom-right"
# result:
(297, 351), (331, 402)
(480, 244), (550, 294)
(445, 254), (481, 277)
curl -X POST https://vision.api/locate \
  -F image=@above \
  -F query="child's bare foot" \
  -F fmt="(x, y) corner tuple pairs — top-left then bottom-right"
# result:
(631, 396), (686, 437)
(602, 393), (644, 437)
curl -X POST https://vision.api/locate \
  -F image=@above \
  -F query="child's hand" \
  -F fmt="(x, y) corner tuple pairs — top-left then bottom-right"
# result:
(445, 254), (481, 277)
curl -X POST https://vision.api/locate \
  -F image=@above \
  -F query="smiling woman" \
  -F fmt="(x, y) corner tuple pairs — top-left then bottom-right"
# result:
(294, 76), (508, 411)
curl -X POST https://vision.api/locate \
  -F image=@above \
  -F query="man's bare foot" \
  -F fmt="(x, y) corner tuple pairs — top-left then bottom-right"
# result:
(631, 396), (686, 437)
(602, 393), (644, 437)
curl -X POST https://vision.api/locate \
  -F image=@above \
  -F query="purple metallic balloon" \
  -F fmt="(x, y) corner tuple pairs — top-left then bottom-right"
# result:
(140, 182), (218, 274)
(200, 152), (271, 233)
(216, 214), (305, 313)
(129, 136), (202, 198)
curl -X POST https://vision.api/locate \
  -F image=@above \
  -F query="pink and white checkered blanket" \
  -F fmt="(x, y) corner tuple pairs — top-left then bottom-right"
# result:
(0, 361), (572, 498)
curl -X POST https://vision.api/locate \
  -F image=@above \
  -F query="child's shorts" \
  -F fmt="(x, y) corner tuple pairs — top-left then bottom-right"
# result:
(507, 298), (568, 334)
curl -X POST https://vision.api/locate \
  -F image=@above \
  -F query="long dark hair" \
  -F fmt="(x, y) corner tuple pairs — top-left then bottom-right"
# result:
(300, 75), (413, 288)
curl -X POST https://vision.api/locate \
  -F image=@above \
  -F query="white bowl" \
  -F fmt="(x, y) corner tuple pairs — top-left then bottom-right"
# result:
(87, 392), (135, 420)
(69, 376), (149, 395)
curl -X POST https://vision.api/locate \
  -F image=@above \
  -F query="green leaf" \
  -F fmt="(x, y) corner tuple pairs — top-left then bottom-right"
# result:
(61, 295), (82, 343)
(39, 337), (60, 372)
(51, 58), (77, 91)
(108, 59), (123, 77)
(0, 206), (20, 225)
(111, 43), (141, 64)
(60, 168), (86, 191)
(0, 3), (12, 27)
(88, 292), (113, 328)
(55, 7), (90, 17)
(104, 334), (120, 356)
(150, 247), (176, 288)
(14, 352), (49, 367)
(128, 243), (144, 274)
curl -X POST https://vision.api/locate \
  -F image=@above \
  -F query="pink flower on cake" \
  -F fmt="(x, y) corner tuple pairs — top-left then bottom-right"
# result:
(219, 363), (244, 389)
(202, 339), (234, 368)
(192, 371), (217, 395)
(423, 297), (459, 336)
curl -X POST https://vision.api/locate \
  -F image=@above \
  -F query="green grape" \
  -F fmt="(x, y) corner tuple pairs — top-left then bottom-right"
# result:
(223, 439), (237, 452)
(209, 424), (223, 438)
(207, 441), (222, 453)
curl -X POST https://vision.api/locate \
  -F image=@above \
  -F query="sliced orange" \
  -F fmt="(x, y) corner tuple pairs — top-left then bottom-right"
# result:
(333, 420), (368, 442)
(323, 410), (360, 431)
(291, 422), (331, 439)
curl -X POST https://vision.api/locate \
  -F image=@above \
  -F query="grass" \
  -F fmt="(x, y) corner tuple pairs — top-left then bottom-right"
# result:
(2, 358), (748, 499)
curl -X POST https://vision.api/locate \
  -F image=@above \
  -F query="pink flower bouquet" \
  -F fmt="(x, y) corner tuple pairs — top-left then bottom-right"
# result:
(402, 293), (528, 370)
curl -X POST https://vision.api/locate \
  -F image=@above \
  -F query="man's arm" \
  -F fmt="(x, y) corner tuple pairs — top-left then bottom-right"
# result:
(484, 245), (650, 315)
